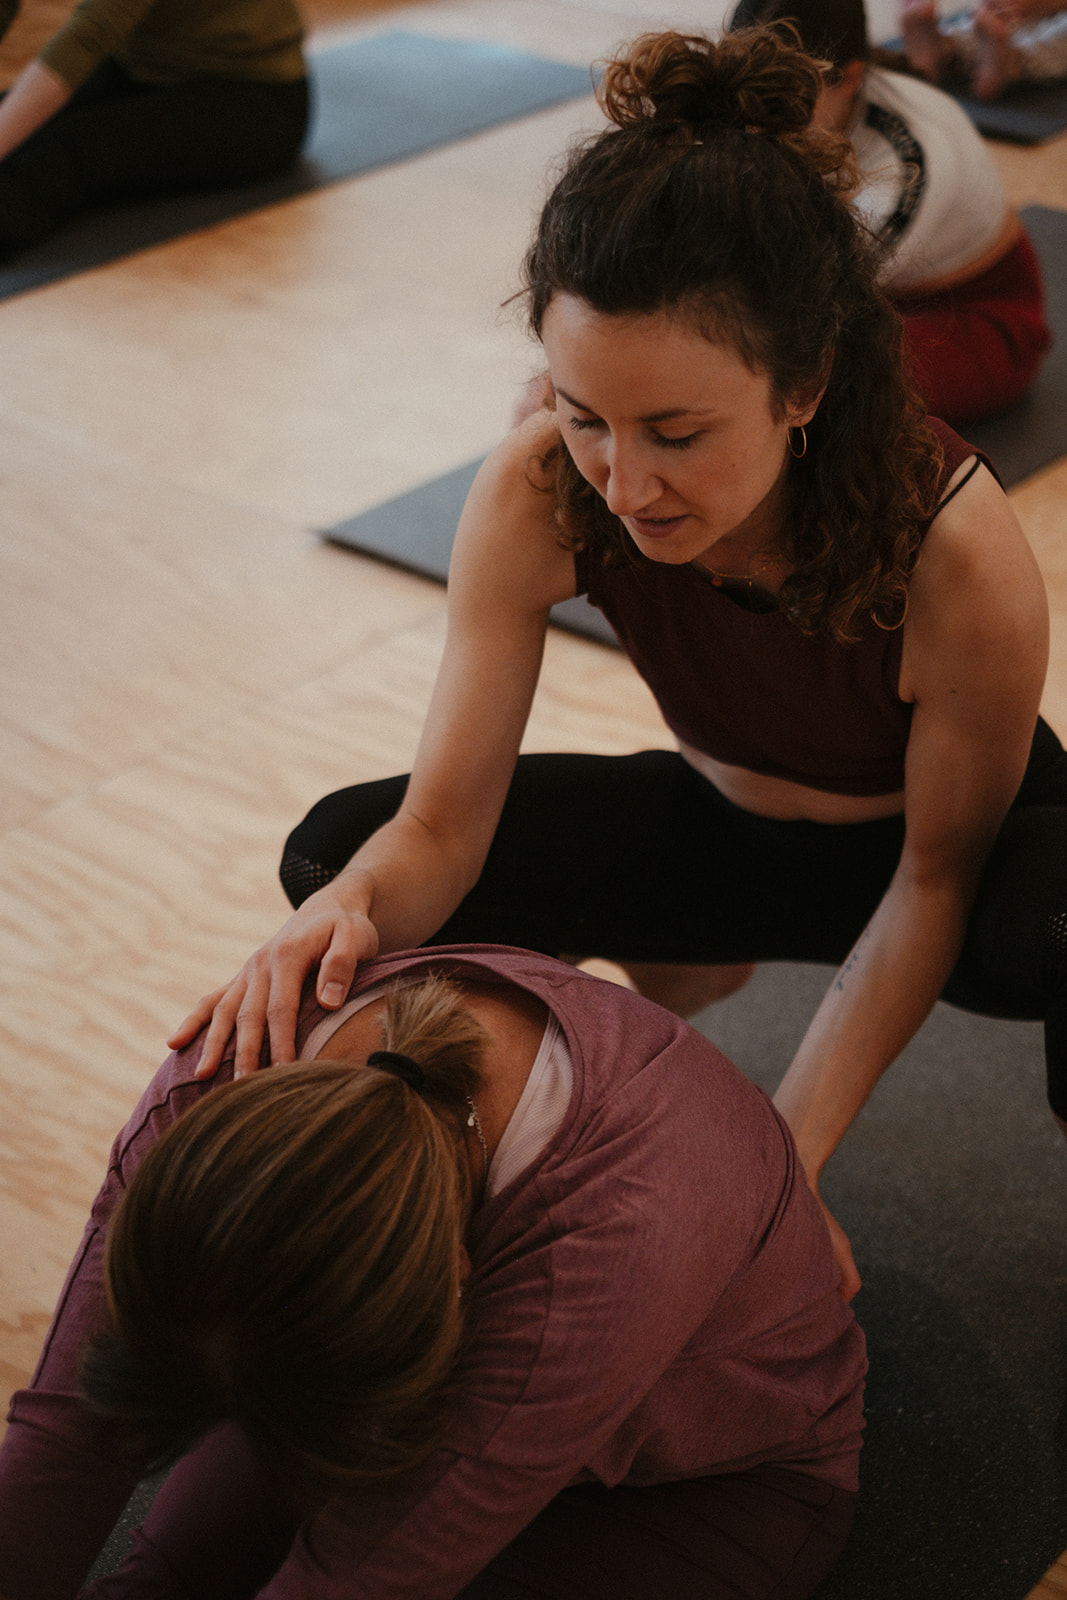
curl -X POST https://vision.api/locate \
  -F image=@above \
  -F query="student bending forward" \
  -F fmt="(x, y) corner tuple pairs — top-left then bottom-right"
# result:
(0, 949), (865, 1600)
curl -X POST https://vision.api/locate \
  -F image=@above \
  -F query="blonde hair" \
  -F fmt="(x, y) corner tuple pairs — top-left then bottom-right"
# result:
(82, 977), (488, 1495)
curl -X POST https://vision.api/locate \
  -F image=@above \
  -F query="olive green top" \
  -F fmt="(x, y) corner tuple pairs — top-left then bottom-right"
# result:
(37, 0), (306, 90)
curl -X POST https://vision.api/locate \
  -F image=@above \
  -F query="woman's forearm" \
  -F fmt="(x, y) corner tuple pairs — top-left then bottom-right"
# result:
(330, 808), (488, 958)
(773, 867), (973, 1183)
(0, 60), (70, 161)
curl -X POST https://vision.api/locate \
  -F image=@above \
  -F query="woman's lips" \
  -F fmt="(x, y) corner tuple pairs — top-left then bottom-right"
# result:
(625, 515), (688, 540)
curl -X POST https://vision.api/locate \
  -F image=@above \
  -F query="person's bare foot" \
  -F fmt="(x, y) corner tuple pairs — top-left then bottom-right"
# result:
(901, 0), (952, 78)
(972, 1), (1023, 96)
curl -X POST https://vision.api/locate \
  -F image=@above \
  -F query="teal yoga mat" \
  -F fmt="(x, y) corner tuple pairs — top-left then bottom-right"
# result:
(0, 32), (592, 300)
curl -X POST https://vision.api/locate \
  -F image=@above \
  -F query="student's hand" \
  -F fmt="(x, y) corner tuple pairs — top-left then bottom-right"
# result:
(815, 1191), (862, 1303)
(168, 885), (380, 1080)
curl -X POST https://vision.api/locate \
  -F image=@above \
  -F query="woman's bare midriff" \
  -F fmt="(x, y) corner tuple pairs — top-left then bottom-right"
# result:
(678, 741), (906, 824)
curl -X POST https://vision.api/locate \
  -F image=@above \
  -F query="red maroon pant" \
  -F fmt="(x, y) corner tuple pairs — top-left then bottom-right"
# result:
(896, 232), (1050, 425)
(80, 1424), (856, 1600)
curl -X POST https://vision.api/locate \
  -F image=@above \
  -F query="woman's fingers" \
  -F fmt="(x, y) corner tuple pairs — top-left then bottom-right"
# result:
(177, 893), (382, 1082)
(167, 984), (231, 1051)
(193, 977), (251, 1080)
(316, 914), (380, 1010)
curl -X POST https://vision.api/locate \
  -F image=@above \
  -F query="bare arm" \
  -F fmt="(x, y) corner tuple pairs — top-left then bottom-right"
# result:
(773, 463), (1048, 1286)
(0, 60), (70, 160)
(172, 420), (576, 1078)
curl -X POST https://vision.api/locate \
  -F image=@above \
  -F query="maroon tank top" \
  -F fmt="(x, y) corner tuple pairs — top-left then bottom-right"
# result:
(574, 419), (993, 797)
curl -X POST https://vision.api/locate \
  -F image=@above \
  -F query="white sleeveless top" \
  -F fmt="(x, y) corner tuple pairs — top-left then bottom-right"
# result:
(851, 67), (1010, 292)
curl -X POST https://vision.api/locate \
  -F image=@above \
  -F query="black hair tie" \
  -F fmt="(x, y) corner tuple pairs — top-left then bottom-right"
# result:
(368, 1050), (428, 1092)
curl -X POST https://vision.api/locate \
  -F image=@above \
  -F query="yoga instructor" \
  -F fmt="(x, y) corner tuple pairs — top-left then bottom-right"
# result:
(175, 26), (1060, 1298)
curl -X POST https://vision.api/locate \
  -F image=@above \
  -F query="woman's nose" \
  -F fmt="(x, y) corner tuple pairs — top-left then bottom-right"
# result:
(602, 442), (660, 517)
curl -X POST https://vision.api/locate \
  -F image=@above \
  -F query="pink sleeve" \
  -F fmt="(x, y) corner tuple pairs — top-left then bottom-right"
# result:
(0, 1041), (220, 1600)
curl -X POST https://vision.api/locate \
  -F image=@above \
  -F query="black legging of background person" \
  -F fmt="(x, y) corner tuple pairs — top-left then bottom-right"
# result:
(282, 718), (1067, 1120)
(0, 58), (309, 251)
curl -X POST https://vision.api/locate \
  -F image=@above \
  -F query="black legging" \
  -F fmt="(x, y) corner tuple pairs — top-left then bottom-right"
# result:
(0, 58), (309, 252)
(281, 717), (1067, 1118)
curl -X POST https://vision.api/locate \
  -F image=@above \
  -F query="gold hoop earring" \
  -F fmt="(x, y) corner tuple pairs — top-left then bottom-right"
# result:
(788, 425), (808, 460)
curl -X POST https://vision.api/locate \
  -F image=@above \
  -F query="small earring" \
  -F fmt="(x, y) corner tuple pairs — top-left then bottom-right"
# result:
(788, 425), (808, 460)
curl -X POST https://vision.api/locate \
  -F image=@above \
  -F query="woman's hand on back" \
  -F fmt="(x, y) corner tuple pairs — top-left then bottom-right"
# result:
(171, 417), (576, 1084)
(168, 877), (380, 1080)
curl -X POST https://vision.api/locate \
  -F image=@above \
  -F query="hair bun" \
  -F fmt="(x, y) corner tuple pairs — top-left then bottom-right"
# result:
(598, 27), (824, 140)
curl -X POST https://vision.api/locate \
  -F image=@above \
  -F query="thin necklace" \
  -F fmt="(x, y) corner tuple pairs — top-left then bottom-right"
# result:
(465, 1095), (488, 1193)
(695, 549), (784, 588)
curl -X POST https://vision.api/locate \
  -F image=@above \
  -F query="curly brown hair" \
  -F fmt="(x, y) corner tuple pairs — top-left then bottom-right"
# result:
(522, 27), (940, 642)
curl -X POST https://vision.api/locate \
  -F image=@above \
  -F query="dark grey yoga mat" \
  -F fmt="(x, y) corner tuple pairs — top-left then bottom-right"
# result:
(953, 77), (1067, 144)
(324, 206), (1067, 646)
(324, 456), (621, 647)
(693, 963), (1067, 1600)
(0, 31), (592, 301)
(86, 964), (1067, 1596)
(880, 36), (1067, 142)
(966, 206), (1067, 481)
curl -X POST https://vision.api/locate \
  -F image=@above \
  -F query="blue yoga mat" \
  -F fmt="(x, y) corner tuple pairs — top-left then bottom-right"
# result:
(0, 31), (592, 301)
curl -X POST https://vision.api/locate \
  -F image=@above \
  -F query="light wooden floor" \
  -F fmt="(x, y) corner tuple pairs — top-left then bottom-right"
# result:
(0, 0), (1064, 1592)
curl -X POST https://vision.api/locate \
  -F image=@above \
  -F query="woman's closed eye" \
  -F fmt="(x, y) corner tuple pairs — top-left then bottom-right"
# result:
(565, 413), (603, 435)
(650, 429), (699, 451)
(565, 414), (700, 450)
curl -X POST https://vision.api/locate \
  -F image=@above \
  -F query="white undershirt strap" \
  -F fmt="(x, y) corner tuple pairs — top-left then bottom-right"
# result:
(300, 989), (573, 1199)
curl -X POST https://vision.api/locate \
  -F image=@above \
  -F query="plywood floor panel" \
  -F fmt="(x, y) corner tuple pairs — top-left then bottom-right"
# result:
(0, 4), (1064, 1594)
(0, 99), (604, 529)
(0, 590), (668, 1418)
(0, 416), (446, 832)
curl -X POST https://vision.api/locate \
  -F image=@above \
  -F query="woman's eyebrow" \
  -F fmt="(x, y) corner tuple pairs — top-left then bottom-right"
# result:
(552, 384), (593, 411)
(554, 385), (714, 424)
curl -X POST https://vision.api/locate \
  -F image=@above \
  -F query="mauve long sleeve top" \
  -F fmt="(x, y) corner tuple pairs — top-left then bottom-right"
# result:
(0, 945), (866, 1600)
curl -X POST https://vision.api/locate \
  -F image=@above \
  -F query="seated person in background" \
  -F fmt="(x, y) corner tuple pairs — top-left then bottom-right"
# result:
(0, 948), (866, 1600)
(0, 0), (308, 254)
(730, 0), (1050, 423)
(900, 0), (1067, 102)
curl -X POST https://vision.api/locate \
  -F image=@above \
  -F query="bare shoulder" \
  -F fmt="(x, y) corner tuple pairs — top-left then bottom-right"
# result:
(448, 410), (578, 623)
(900, 458), (1048, 703)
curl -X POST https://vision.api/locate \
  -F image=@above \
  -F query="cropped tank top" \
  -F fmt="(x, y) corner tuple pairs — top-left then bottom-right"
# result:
(574, 419), (993, 797)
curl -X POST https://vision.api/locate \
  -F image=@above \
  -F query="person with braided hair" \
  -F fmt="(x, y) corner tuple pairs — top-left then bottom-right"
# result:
(173, 26), (1058, 1303)
(0, 949), (866, 1599)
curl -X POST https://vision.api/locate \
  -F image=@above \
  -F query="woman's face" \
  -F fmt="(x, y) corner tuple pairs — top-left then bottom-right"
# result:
(540, 293), (815, 567)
